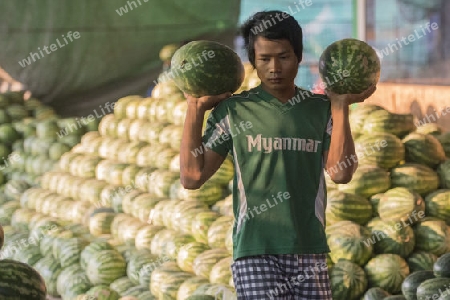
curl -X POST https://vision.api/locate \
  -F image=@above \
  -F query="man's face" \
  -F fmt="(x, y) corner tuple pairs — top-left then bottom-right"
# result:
(253, 36), (299, 94)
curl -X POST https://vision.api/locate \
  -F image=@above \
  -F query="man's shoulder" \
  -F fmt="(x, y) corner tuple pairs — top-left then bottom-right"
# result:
(289, 87), (330, 107)
(212, 86), (261, 112)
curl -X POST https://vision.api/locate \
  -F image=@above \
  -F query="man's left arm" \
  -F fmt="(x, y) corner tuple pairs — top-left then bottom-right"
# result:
(324, 85), (377, 184)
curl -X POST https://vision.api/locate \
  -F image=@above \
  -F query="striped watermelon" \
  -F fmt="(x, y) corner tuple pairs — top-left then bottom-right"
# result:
(192, 248), (231, 279)
(177, 242), (211, 273)
(207, 216), (234, 249)
(126, 249), (159, 285)
(110, 276), (135, 295)
(122, 285), (151, 296)
(416, 278), (450, 300)
(209, 257), (233, 285)
(175, 180), (225, 205)
(362, 287), (391, 300)
(164, 233), (196, 259)
(87, 250), (127, 285)
(364, 254), (410, 294)
(177, 276), (211, 300)
(438, 160), (450, 189)
(57, 265), (91, 298)
(85, 285), (121, 299)
(33, 254), (62, 296)
(425, 190), (450, 225)
(157, 271), (193, 299)
(149, 261), (182, 296)
(326, 220), (373, 266)
(130, 194), (163, 223)
(0, 259), (46, 299)
(401, 270), (436, 300)
(415, 122), (442, 135)
(170, 40), (245, 97)
(149, 229), (176, 257)
(369, 193), (384, 218)
(362, 109), (415, 137)
(390, 163), (439, 196)
(325, 190), (373, 226)
(0, 201), (22, 225)
(366, 218), (415, 258)
(337, 165), (391, 198)
(330, 259), (368, 300)
(349, 104), (385, 139)
(13, 244), (43, 266)
(59, 238), (90, 268)
(80, 240), (115, 270)
(377, 187), (425, 223)
(208, 157), (234, 186)
(191, 211), (221, 244)
(355, 132), (405, 169)
(89, 212), (116, 236)
(414, 219), (450, 256)
(407, 251), (438, 273)
(318, 38), (380, 94)
(402, 132), (446, 168)
(134, 225), (165, 251)
(436, 132), (450, 155)
(171, 201), (209, 233)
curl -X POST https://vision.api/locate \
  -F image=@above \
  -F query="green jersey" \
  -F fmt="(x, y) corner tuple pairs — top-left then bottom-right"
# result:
(202, 85), (332, 260)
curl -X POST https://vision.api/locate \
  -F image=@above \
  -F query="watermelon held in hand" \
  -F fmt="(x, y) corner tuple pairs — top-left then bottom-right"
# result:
(319, 38), (381, 94)
(170, 40), (245, 97)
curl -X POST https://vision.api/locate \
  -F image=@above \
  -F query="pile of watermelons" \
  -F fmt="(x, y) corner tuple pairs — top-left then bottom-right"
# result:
(0, 38), (448, 300)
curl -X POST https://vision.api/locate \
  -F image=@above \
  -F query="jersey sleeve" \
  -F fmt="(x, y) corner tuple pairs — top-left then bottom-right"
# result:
(202, 107), (233, 157)
(323, 106), (332, 151)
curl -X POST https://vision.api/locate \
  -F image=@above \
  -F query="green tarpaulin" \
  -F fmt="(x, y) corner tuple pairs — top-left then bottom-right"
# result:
(1, 0), (241, 116)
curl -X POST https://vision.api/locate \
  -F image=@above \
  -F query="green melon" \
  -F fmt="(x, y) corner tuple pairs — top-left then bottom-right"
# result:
(170, 40), (245, 97)
(87, 250), (127, 286)
(416, 278), (450, 300)
(177, 242), (211, 274)
(364, 254), (410, 294)
(362, 109), (415, 137)
(378, 187), (425, 223)
(402, 132), (446, 168)
(414, 219), (450, 256)
(425, 190), (450, 225)
(337, 165), (391, 198)
(407, 251), (439, 273)
(177, 277), (211, 300)
(434, 253), (450, 278)
(0, 259), (47, 299)
(355, 132), (405, 169)
(390, 163), (439, 196)
(192, 248), (230, 279)
(436, 133), (450, 158)
(362, 287), (391, 300)
(326, 220), (373, 266)
(401, 270), (435, 300)
(438, 160), (450, 189)
(325, 190), (373, 226)
(366, 218), (415, 258)
(318, 38), (380, 94)
(330, 259), (368, 300)
(349, 104), (385, 139)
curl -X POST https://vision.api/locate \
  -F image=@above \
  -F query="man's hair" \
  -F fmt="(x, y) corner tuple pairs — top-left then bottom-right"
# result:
(240, 10), (303, 68)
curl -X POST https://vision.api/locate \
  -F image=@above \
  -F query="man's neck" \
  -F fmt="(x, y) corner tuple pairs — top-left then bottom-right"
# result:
(261, 84), (296, 104)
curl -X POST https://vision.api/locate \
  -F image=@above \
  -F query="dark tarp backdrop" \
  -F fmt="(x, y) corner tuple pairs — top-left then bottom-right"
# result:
(0, 0), (241, 116)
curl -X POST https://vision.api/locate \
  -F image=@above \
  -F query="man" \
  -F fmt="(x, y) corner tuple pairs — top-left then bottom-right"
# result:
(180, 10), (376, 299)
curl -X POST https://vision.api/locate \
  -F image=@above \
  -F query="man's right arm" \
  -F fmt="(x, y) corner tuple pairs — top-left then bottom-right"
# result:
(180, 94), (230, 189)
